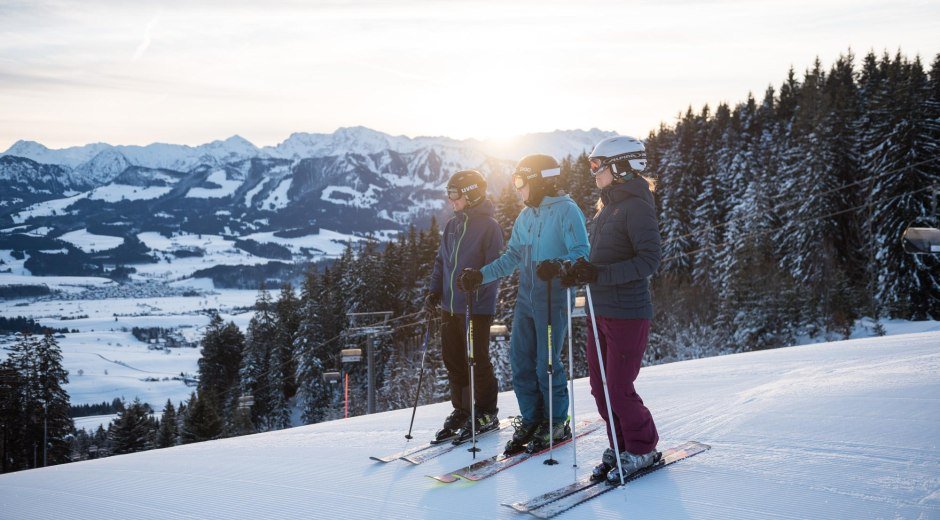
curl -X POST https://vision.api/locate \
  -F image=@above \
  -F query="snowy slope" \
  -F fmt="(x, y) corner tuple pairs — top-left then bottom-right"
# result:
(0, 287), (272, 410)
(1, 331), (938, 519)
(55, 330), (200, 408)
(57, 229), (125, 253)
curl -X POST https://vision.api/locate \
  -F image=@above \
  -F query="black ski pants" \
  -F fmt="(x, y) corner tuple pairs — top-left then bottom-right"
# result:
(440, 311), (499, 415)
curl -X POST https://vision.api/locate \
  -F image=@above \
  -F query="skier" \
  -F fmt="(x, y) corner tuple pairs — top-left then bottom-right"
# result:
(426, 169), (503, 443)
(561, 136), (661, 483)
(458, 154), (589, 455)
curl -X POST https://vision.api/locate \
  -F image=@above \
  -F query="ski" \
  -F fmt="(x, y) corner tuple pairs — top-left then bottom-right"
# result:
(504, 440), (710, 518)
(369, 429), (468, 463)
(503, 441), (698, 512)
(401, 418), (511, 465)
(369, 439), (449, 463)
(429, 419), (603, 483)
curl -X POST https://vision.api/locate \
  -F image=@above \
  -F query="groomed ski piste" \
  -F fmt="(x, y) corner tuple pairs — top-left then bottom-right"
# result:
(2, 329), (939, 519)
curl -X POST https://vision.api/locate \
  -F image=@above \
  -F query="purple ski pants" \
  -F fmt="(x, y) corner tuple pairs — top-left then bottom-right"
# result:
(586, 316), (659, 455)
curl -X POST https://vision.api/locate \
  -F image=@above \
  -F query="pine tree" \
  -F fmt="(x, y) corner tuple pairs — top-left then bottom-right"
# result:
(295, 268), (333, 423)
(274, 282), (301, 401)
(0, 333), (73, 470)
(5, 334), (39, 470)
(863, 52), (939, 319)
(181, 391), (223, 444)
(561, 153), (598, 217)
(91, 424), (109, 458)
(239, 284), (277, 431)
(266, 282), (301, 430)
(495, 184), (523, 240)
(109, 398), (153, 455)
(657, 108), (699, 280)
(34, 333), (72, 465)
(197, 314), (244, 424)
(691, 102), (732, 293)
(156, 399), (178, 448)
(774, 57), (861, 336)
(0, 360), (24, 472)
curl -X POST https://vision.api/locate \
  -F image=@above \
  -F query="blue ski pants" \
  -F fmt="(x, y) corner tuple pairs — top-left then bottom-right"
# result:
(509, 298), (569, 426)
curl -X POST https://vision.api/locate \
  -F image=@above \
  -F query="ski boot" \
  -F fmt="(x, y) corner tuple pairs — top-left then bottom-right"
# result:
(503, 416), (539, 456)
(433, 409), (468, 443)
(455, 410), (499, 444)
(526, 418), (571, 453)
(590, 447), (617, 481)
(606, 449), (661, 484)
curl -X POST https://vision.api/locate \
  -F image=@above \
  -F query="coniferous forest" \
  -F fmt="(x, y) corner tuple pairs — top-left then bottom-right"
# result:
(2, 50), (937, 469)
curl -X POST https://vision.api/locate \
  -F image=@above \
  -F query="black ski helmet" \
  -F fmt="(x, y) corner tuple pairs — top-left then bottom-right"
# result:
(446, 169), (487, 207)
(512, 154), (561, 207)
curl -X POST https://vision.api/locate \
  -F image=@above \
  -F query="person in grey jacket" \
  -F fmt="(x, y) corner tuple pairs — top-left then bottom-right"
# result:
(562, 136), (661, 483)
(426, 170), (504, 442)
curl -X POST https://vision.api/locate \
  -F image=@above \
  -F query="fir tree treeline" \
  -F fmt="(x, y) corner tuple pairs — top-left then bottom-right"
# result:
(66, 397), (186, 463)
(0, 333), (72, 473)
(640, 50), (939, 359)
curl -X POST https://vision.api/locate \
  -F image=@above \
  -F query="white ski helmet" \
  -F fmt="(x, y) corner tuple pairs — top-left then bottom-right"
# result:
(588, 136), (647, 180)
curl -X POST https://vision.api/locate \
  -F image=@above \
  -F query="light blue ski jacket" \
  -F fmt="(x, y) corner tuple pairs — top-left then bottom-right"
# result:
(481, 194), (589, 310)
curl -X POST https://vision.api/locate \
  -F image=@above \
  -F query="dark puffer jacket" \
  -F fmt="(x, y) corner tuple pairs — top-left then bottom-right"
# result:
(588, 178), (661, 319)
(429, 198), (505, 315)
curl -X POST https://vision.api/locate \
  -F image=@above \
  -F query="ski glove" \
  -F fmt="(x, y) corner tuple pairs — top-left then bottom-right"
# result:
(423, 292), (441, 313)
(570, 257), (599, 284)
(456, 268), (483, 292)
(559, 261), (579, 288)
(536, 259), (564, 281)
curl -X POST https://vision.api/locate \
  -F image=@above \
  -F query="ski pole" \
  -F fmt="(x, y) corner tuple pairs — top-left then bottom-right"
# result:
(466, 290), (479, 456)
(585, 284), (624, 485)
(405, 318), (433, 440)
(567, 285), (576, 468)
(545, 276), (558, 466)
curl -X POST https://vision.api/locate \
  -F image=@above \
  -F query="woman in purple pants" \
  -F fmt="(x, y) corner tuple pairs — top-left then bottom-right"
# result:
(562, 135), (661, 483)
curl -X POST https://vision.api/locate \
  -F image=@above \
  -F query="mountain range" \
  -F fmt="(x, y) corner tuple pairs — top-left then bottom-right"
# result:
(0, 127), (612, 281)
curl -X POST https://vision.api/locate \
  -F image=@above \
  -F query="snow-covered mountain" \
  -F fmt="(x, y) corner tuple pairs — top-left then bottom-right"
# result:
(71, 149), (133, 187)
(0, 126), (613, 238)
(2, 135), (262, 179)
(261, 126), (459, 159)
(0, 156), (85, 213)
(2, 126), (609, 179)
(1, 330), (937, 519)
(2, 140), (111, 169)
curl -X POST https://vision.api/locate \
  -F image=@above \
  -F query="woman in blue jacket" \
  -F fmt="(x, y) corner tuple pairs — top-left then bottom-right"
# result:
(563, 136), (661, 483)
(458, 154), (589, 455)
(426, 170), (504, 442)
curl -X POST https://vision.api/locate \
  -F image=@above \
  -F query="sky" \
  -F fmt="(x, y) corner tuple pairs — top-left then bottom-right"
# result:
(0, 0), (937, 150)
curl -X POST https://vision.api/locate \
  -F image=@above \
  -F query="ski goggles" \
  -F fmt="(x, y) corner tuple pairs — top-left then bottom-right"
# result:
(591, 152), (646, 176)
(446, 187), (463, 200)
(589, 158), (610, 176)
(512, 167), (556, 189)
